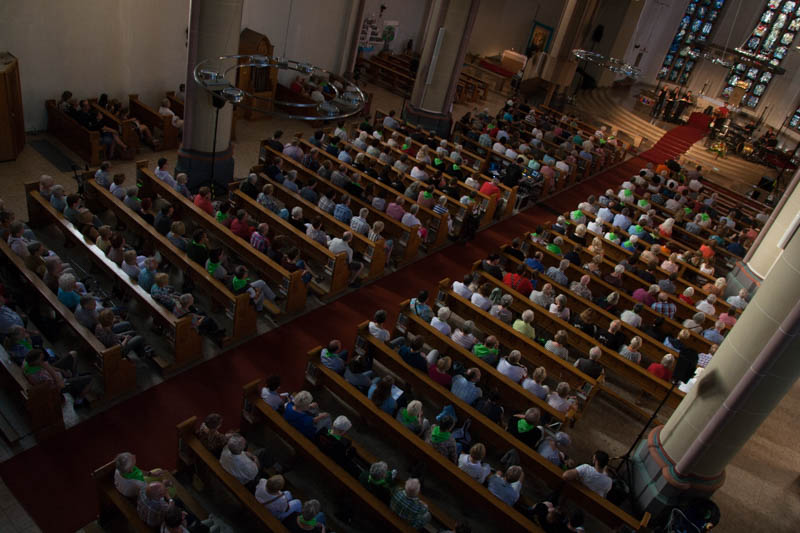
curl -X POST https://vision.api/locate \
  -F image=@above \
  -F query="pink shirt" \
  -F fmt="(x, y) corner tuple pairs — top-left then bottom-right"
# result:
(386, 202), (406, 221)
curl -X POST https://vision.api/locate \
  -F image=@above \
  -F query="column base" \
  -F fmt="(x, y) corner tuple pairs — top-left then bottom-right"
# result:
(402, 104), (452, 138)
(725, 261), (763, 299)
(629, 426), (725, 521)
(176, 144), (235, 195)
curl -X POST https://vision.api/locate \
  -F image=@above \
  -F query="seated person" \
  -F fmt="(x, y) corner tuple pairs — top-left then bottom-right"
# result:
(284, 499), (329, 532)
(562, 450), (613, 498)
(396, 399), (430, 437)
(458, 443), (492, 484)
(368, 374), (398, 415)
(320, 339), (348, 374)
(316, 415), (360, 476)
(255, 474), (302, 520)
(507, 407), (542, 449)
(359, 461), (395, 504)
(537, 431), (572, 469)
(488, 466), (524, 506)
(409, 290), (434, 323)
(546, 382), (576, 414)
(522, 366), (550, 400)
(390, 479), (431, 529)
(284, 390), (331, 439)
(113, 451), (166, 499)
(424, 415), (458, 463)
(22, 348), (92, 408)
(261, 374), (289, 411)
(219, 433), (262, 488)
(344, 355), (373, 392)
(195, 413), (232, 457)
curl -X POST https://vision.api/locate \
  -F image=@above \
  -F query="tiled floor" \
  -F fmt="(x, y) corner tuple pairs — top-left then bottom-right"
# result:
(0, 478), (40, 533)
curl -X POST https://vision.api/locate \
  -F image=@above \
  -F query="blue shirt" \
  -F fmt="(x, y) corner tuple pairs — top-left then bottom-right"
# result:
(450, 375), (482, 405)
(727, 242), (746, 257)
(488, 475), (520, 506)
(321, 348), (345, 374)
(283, 180), (299, 193)
(138, 269), (156, 293)
(333, 203), (353, 223)
(0, 305), (24, 335)
(702, 328), (725, 344)
(368, 382), (397, 414)
(525, 258), (545, 273)
(57, 289), (80, 311)
(283, 402), (316, 439)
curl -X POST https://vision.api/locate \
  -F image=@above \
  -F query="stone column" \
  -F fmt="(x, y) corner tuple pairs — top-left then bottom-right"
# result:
(630, 212), (800, 516)
(177, 0), (244, 192)
(405, 0), (480, 136)
(596, 1), (645, 87)
(727, 167), (800, 294)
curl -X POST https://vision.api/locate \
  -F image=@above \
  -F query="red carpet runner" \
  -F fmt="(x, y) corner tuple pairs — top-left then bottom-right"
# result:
(0, 119), (707, 532)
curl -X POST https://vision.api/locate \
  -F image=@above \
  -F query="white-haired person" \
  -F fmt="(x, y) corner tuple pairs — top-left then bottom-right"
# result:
(284, 390), (331, 439)
(574, 346), (604, 379)
(113, 451), (167, 499)
(547, 382), (577, 414)
(522, 366), (550, 400)
(359, 460), (396, 504)
(391, 478), (430, 529)
(696, 293), (717, 318)
(430, 306), (452, 336)
(219, 433), (273, 490)
(396, 399), (430, 437)
(647, 354), (675, 381)
(255, 474), (302, 520)
(538, 431), (572, 468)
(497, 350), (528, 384)
(317, 415), (361, 476)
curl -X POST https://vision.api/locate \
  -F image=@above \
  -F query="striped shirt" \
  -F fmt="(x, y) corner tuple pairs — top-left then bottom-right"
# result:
(349, 216), (370, 235)
(651, 301), (676, 319)
(318, 195), (335, 214)
(250, 231), (270, 253)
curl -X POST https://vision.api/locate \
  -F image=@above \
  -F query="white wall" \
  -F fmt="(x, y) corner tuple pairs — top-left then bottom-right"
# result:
(0, 0), (365, 131)
(468, 0), (564, 58)
(0, 0), (189, 131)
(621, 0), (687, 85)
(362, 0), (430, 54)
(242, 0), (354, 85)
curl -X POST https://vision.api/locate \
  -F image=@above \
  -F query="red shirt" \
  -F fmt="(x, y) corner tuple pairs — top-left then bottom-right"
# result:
(632, 288), (656, 307)
(230, 218), (254, 240)
(679, 294), (694, 306)
(647, 363), (672, 381)
(479, 181), (501, 199)
(503, 272), (533, 296)
(194, 195), (214, 216)
(428, 365), (452, 387)
(699, 244), (715, 259)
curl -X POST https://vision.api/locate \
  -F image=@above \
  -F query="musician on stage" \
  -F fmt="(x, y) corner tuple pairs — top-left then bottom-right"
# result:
(662, 87), (679, 121)
(652, 86), (668, 118)
(671, 90), (694, 122)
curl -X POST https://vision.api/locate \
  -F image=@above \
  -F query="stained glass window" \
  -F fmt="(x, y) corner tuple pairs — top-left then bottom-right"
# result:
(658, 0), (727, 84)
(721, 0), (800, 108)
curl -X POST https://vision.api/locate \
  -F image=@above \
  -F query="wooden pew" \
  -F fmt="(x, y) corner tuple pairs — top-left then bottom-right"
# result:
(358, 57), (414, 97)
(136, 162), (306, 315)
(0, 345), (64, 439)
(351, 333), (651, 532)
(25, 183), (200, 371)
(343, 136), (499, 228)
(231, 190), (350, 296)
(240, 380), (419, 533)
(306, 349), (542, 533)
(90, 100), (139, 158)
(176, 416), (289, 532)
(85, 177), (256, 349)
(258, 146), (422, 264)
(392, 303), (572, 426)
(472, 262), (685, 411)
(523, 239), (713, 354)
(435, 279), (599, 418)
(92, 460), (208, 532)
(373, 115), (518, 218)
(296, 139), (450, 252)
(554, 228), (732, 317)
(45, 99), (102, 165)
(252, 154), (386, 280)
(0, 238), (136, 400)
(129, 94), (179, 150)
(165, 91), (184, 118)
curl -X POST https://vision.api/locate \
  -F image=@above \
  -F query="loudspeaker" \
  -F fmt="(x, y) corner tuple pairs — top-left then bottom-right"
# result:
(592, 24), (605, 44)
(673, 349), (699, 384)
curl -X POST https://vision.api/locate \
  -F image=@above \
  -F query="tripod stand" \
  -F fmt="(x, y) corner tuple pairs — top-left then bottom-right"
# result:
(614, 378), (680, 515)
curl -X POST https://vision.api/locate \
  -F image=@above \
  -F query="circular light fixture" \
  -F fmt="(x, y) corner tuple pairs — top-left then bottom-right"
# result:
(192, 54), (367, 121)
(571, 49), (641, 78)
